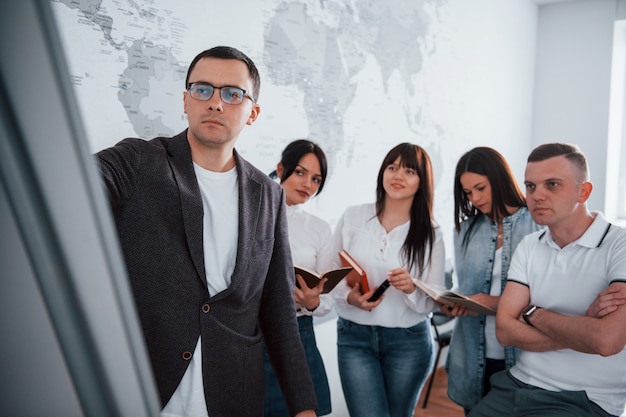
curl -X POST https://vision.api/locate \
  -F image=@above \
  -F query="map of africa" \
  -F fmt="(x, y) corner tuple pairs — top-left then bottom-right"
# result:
(50, 0), (451, 227)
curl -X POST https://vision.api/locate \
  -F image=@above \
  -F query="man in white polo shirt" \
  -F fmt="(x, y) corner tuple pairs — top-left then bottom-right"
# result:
(469, 143), (626, 417)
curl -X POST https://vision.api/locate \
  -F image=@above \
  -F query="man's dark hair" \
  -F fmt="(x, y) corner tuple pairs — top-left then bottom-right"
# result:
(528, 143), (589, 181)
(185, 46), (261, 102)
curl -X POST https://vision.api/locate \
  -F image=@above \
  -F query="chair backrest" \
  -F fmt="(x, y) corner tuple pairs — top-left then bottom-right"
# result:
(430, 312), (454, 342)
(445, 269), (453, 289)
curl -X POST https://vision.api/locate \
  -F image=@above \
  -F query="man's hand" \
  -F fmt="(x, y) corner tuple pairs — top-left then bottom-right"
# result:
(586, 283), (626, 318)
(523, 282), (626, 356)
(295, 410), (317, 417)
(496, 281), (564, 351)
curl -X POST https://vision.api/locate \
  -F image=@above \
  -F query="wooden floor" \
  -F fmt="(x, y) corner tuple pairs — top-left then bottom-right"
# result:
(413, 367), (464, 417)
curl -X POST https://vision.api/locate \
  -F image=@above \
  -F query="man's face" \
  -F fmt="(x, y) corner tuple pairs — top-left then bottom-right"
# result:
(524, 155), (587, 227)
(183, 57), (260, 152)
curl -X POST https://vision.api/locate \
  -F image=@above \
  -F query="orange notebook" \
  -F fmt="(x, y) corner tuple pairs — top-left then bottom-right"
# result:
(338, 250), (370, 294)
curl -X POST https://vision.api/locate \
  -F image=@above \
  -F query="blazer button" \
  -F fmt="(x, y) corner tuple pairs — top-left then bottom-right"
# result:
(201, 303), (210, 313)
(182, 351), (192, 360)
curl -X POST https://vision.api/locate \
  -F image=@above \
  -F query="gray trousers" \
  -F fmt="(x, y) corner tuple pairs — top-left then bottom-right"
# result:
(468, 370), (615, 417)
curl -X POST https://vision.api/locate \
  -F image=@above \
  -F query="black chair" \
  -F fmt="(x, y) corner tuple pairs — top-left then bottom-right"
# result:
(421, 311), (454, 408)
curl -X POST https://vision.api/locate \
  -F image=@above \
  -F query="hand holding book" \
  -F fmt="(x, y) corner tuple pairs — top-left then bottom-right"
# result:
(338, 250), (370, 293)
(294, 265), (353, 294)
(294, 274), (325, 312)
(338, 250), (392, 307)
(413, 279), (496, 316)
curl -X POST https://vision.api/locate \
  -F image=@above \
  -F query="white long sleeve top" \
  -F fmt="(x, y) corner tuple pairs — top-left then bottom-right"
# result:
(287, 204), (334, 317)
(331, 203), (446, 328)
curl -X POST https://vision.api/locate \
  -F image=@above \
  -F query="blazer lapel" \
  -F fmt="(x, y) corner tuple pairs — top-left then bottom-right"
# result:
(165, 131), (206, 287)
(232, 150), (262, 285)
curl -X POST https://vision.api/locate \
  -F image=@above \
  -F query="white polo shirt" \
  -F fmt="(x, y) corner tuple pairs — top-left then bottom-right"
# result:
(507, 212), (626, 416)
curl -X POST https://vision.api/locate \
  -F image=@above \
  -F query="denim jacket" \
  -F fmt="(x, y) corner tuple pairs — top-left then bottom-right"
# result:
(446, 207), (540, 409)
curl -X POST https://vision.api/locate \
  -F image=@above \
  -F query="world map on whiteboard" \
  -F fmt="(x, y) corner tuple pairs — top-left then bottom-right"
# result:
(51, 0), (450, 226)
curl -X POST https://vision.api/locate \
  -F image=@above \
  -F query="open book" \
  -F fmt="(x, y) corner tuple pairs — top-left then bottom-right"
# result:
(294, 266), (353, 294)
(413, 279), (496, 316)
(338, 250), (370, 293)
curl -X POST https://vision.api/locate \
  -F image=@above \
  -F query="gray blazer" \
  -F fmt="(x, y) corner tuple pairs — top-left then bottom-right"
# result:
(98, 131), (316, 416)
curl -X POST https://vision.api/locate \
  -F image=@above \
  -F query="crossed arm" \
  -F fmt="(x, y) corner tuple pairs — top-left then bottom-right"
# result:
(496, 281), (626, 356)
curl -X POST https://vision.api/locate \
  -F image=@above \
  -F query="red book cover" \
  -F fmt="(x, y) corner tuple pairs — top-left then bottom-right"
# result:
(338, 250), (370, 294)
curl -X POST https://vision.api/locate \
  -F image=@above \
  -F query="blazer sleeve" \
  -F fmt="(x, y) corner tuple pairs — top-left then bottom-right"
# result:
(258, 188), (318, 415)
(96, 138), (144, 208)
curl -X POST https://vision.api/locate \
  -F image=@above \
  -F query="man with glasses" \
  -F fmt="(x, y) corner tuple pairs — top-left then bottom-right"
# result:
(97, 46), (317, 417)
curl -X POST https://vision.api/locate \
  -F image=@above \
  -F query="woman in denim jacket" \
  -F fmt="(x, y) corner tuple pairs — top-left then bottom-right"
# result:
(444, 147), (540, 415)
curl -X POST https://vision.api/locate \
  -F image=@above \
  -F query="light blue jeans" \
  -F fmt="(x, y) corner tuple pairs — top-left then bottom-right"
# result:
(337, 317), (434, 417)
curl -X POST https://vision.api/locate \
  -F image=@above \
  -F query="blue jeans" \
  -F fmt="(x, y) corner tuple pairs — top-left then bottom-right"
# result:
(337, 317), (434, 417)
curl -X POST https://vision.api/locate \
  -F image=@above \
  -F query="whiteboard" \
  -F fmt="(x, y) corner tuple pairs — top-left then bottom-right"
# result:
(0, 2), (160, 416)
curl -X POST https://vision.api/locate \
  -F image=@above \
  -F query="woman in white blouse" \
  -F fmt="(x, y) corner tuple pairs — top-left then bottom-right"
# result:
(332, 142), (446, 417)
(264, 139), (333, 416)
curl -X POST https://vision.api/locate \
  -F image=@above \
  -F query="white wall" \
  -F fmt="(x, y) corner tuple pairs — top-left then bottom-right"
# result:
(532, 0), (626, 215)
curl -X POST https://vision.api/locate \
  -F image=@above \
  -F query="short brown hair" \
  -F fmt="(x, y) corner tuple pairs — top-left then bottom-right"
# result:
(528, 143), (589, 181)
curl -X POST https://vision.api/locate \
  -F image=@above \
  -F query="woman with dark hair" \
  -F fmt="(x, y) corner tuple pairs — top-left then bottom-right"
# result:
(331, 142), (446, 417)
(445, 147), (540, 415)
(264, 139), (332, 416)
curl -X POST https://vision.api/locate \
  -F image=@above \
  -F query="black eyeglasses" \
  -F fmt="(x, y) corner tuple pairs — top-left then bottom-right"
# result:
(187, 82), (256, 104)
